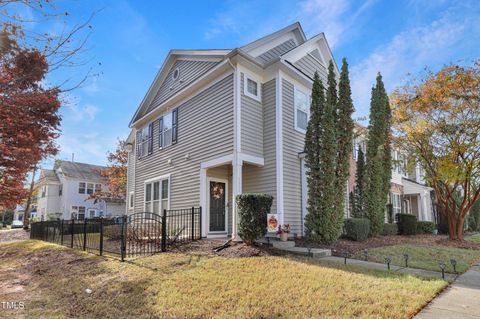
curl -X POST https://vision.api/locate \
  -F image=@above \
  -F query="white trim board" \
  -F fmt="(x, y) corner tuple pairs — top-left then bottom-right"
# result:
(275, 70), (284, 224)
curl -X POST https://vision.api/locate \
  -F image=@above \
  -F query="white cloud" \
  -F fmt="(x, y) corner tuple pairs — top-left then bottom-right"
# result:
(350, 4), (480, 116)
(65, 103), (100, 122)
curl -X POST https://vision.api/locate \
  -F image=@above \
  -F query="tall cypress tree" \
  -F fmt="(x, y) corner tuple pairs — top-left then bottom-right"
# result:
(334, 58), (355, 218)
(304, 72), (325, 240)
(363, 73), (391, 236)
(353, 146), (365, 217)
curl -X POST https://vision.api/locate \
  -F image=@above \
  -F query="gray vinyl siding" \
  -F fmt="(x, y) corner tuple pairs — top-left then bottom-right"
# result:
(292, 54), (328, 80)
(240, 73), (263, 157)
(256, 39), (297, 65)
(282, 79), (304, 234)
(146, 59), (219, 114)
(133, 74), (234, 215)
(242, 79), (277, 214)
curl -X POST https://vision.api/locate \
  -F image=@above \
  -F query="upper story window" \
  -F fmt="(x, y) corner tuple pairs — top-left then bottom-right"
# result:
(136, 123), (153, 158)
(95, 184), (102, 193)
(78, 182), (86, 194)
(41, 185), (46, 198)
(59, 184), (63, 196)
(159, 109), (178, 149)
(294, 88), (310, 133)
(244, 73), (261, 102)
(391, 193), (401, 216)
(86, 183), (94, 195)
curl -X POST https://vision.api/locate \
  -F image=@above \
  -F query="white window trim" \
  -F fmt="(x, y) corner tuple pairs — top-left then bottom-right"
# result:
(294, 86), (310, 134)
(243, 72), (262, 102)
(128, 191), (134, 210)
(143, 174), (171, 213)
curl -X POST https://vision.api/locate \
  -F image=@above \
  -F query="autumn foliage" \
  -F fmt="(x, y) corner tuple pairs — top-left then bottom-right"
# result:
(0, 41), (61, 209)
(89, 139), (128, 201)
(392, 61), (480, 240)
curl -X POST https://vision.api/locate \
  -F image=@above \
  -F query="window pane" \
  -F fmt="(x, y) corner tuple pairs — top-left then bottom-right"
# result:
(153, 182), (160, 200)
(145, 202), (152, 213)
(79, 182), (86, 194)
(146, 183), (152, 201)
(295, 90), (308, 112)
(87, 183), (94, 194)
(296, 109), (308, 130)
(153, 201), (160, 214)
(247, 78), (257, 95)
(164, 112), (172, 130)
(161, 199), (168, 211)
(95, 184), (101, 192)
(162, 179), (169, 199)
(164, 128), (172, 147)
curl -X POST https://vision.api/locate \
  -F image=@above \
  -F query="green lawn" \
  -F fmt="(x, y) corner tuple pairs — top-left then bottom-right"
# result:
(0, 240), (447, 319)
(353, 244), (480, 273)
(466, 233), (480, 243)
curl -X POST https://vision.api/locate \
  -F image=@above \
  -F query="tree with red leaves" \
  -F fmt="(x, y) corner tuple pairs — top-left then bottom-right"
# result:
(89, 139), (128, 202)
(0, 42), (61, 210)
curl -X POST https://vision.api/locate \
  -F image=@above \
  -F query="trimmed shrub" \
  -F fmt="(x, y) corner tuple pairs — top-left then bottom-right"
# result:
(382, 223), (398, 236)
(396, 213), (417, 235)
(236, 193), (274, 245)
(417, 221), (436, 234)
(344, 218), (371, 241)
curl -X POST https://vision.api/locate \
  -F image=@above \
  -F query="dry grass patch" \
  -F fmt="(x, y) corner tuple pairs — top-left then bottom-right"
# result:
(0, 240), (447, 319)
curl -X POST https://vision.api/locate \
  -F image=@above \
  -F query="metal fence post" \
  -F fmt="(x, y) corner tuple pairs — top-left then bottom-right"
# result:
(99, 218), (104, 256)
(191, 207), (195, 240)
(120, 215), (126, 262)
(83, 219), (87, 251)
(161, 209), (167, 252)
(199, 206), (202, 239)
(61, 219), (64, 246)
(70, 218), (74, 248)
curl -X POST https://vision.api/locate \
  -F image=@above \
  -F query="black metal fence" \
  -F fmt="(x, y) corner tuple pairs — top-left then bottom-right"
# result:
(30, 207), (202, 261)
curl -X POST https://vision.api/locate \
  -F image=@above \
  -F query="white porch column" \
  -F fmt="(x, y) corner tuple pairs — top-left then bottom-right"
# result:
(231, 159), (243, 240)
(419, 192), (428, 221)
(200, 168), (207, 237)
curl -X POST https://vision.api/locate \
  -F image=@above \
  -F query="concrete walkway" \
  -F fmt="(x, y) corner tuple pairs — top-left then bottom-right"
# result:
(320, 256), (458, 281)
(416, 263), (480, 318)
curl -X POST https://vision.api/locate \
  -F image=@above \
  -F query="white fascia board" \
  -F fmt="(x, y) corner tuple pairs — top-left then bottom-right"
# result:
(239, 153), (264, 166)
(275, 69), (284, 224)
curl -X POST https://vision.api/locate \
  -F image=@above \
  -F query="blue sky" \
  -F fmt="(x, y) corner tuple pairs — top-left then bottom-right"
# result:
(27, 0), (480, 167)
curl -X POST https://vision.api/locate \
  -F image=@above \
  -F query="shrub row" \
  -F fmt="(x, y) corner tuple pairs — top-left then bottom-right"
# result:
(382, 223), (398, 235)
(396, 213), (417, 235)
(416, 221), (436, 234)
(344, 218), (370, 241)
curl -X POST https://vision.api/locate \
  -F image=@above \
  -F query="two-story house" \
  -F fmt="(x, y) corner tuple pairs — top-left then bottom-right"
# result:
(348, 123), (435, 222)
(126, 22), (339, 239)
(36, 160), (125, 220)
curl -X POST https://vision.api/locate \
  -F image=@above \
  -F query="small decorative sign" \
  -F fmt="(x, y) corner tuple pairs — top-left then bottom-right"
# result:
(267, 214), (278, 232)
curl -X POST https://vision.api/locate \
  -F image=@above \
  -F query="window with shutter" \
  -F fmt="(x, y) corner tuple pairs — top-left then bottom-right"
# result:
(148, 123), (153, 154)
(158, 109), (177, 149)
(137, 124), (153, 158)
(172, 109), (178, 144)
(158, 117), (163, 148)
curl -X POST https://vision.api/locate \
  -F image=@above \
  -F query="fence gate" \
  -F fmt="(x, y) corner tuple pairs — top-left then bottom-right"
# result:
(125, 212), (164, 258)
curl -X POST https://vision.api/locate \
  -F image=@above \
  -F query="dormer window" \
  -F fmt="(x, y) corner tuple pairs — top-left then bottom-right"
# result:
(244, 73), (261, 102)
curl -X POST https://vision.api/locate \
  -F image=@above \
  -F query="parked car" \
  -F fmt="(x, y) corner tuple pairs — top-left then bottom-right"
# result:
(11, 220), (23, 228)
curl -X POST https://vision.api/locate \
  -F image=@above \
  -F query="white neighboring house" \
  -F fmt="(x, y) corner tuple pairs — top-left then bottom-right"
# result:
(35, 160), (125, 220)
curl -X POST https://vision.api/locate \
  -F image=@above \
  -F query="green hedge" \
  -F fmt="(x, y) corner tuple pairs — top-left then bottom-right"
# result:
(417, 221), (436, 234)
(396, 214), (417, 235)
(344, 218), (371, 241)
(382, 223), (398, 236)
(236, 193), (273, 245)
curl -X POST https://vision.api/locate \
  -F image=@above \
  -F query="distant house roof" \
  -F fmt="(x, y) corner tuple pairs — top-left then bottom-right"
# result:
(55, 160), (107, 183)
(39, 169), (60, 183)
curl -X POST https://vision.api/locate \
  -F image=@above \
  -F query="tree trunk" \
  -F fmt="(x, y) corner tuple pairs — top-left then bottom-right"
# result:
(456, 215), (465, 241)
(23, 167), (37, 230)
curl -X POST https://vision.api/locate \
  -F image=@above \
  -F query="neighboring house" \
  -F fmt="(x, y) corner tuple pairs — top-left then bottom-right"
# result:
(35, 160), (125, 220)
(348, 123), (435, 222)
(126, 22), (340, 238)
(13, 205), (37, 221)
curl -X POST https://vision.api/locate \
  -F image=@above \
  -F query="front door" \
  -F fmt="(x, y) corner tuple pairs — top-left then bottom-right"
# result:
(209, 180), (227, 232)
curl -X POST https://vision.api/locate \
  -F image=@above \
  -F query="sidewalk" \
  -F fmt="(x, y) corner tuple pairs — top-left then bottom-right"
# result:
(416, 263), (480, 318)
(320, 256), (458, 281)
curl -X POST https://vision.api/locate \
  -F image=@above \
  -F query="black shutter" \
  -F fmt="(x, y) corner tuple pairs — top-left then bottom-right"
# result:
(172, 109), (178, 145)
(136, 130), (141, 158)
(148, 123), (153, 155)
(158, 117), (163, 148)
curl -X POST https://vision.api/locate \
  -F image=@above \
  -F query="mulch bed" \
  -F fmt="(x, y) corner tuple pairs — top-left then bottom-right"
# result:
(169, 239), (285, 258)
(0, 229), (30, 243)
(296, 234), (480, 257)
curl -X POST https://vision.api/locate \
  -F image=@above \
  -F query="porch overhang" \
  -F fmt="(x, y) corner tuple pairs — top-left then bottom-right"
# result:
(403, 178), (433, 195)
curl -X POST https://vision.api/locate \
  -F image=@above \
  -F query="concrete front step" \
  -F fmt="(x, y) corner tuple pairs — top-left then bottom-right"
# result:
(282, 247), (331, 258)
(271, 240), (295, 249)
